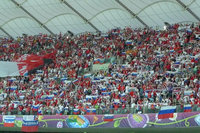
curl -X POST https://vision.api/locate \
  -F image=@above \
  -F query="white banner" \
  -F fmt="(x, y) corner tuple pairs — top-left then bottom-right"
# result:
(93, 63), (110, 71)
(0, 61), (20, 77)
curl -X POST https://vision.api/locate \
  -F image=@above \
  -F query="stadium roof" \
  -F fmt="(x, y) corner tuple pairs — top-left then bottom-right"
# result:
(0, 0), (200, 38)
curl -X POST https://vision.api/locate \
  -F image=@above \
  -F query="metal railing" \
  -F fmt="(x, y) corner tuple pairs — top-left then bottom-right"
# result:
(3, 105), (200, 115)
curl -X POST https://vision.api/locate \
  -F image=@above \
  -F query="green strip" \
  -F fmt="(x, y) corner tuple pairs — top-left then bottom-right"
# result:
(89, 121), (108, 127)
(89, 117), (127, 127)
(41, 119), (66, 122)
(40, 120), (48, 127)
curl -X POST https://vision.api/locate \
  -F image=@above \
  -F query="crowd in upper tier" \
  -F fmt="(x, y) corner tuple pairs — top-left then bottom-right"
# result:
(0, 23), (200, 115)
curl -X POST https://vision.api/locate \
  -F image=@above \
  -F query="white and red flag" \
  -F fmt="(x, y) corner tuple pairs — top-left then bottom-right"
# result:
(0, 53), (52, 77)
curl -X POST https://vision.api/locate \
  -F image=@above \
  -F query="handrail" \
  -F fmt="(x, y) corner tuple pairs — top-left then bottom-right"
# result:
(3, 104), (200, 115)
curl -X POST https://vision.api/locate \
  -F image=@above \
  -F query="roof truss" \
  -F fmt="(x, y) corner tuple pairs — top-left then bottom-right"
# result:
(11, 0), (55, 35)
(61, 0), (100, 32)
(0, 27), (13, 38)
(176, 0), (200, 21)
(115, 0), (149, 27)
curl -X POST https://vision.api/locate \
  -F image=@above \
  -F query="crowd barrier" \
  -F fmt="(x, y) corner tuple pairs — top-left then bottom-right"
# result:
(0, 111), (199, 132)
(3, 105), (200, 115)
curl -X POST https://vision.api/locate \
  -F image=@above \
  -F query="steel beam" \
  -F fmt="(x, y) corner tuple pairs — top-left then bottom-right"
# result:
(176, 0), (200, 21)
(11, 0), (55, 35)
(115, 0), (148, 27)
(61, 0), (100, 32)
(0, 27), (13, 39)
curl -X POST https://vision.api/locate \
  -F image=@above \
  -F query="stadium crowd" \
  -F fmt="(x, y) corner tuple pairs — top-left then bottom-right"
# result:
(0, 23), (200, 115)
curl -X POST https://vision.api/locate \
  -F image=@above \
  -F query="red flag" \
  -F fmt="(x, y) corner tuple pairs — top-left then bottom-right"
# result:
(15, 54), (44, 75)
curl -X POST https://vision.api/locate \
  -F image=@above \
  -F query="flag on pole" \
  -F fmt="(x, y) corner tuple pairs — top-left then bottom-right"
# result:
(84, 74), (92, 78)
(125, 40), (132, 46)
(131, 72), (138, 76)
(73, 79), (79, 84)
(10, 86), (17, 91)
(86, 95), (97, 101)
(86, 108), (96, 115)
(46, 95), (54, 100)
(32, 105), (39, 112)
(73, 109), (80, 115)
(59, 91), (64, 98)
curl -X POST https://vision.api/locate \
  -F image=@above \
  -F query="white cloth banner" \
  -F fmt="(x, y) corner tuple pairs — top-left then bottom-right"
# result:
(0, 61), (20, 77)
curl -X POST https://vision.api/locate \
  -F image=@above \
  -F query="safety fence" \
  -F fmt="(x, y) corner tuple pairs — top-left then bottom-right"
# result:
(2, 104), (200, 116)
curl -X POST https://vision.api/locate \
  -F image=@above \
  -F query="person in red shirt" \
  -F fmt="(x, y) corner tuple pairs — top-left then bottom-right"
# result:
(122, 102), (126, 109)
(129, 91), (134, 97)
(113, 103), (119, 110)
